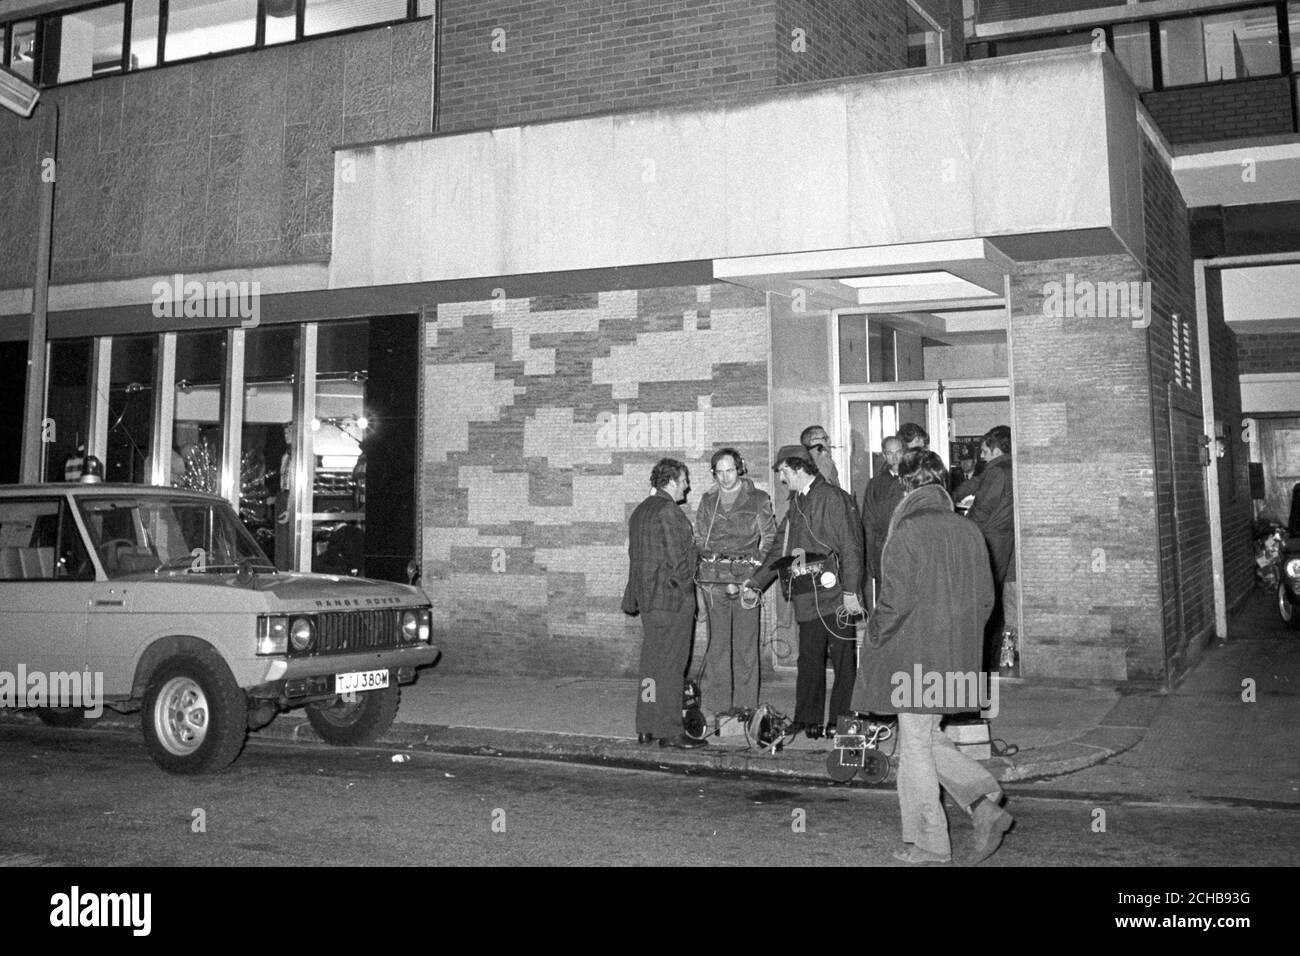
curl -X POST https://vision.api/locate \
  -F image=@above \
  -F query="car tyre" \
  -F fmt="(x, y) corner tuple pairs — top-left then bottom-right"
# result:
(35, 708), (87, 728)
(305, 683), (400, 746)
(142, 657), (247, 775)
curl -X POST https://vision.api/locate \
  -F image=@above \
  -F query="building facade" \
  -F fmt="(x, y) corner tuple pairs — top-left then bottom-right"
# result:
(2, 0), (1296, 687)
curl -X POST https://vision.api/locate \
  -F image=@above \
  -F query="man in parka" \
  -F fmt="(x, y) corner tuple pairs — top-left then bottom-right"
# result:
(861, 449), (1013, 864)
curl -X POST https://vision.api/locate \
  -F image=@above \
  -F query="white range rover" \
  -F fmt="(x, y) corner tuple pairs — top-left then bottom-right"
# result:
(0, 483), (439, 774)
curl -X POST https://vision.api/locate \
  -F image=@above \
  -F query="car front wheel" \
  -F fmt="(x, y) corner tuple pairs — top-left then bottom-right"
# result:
(142, 657), (247, 774)
(305, 683), (400, 746)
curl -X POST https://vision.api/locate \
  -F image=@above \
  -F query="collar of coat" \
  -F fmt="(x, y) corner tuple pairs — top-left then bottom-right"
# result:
(887, 483), (955, 537)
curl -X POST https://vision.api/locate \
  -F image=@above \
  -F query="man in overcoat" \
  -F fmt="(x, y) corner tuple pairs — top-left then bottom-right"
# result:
(622, 458), (706, 749)
(861, 449), (1013, 864)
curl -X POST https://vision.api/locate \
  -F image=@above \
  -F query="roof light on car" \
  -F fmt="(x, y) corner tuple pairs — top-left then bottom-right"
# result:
(257, 616), (289, 656)
(289, 617), (315, 652)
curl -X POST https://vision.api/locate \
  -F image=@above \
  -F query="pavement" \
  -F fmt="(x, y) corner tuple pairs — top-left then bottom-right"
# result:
(5, 591), (1296, 800)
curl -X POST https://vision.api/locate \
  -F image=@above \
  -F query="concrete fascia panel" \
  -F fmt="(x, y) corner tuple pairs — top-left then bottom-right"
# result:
(331, 50), (1135, 287)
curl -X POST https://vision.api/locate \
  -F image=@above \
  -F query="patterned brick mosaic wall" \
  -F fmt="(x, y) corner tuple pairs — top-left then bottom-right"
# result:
(421, 284), (771, 677)
(1237, 332), (1300, 376)
(1008, 254), (1165, 682)
(0, 21), (432, 289)
(776, 0), (909, 85)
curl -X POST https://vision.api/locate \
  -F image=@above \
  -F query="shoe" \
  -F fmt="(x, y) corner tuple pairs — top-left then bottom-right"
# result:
(890, 845), (950, 865)
(659, 734), (709, 749)
(970, 797), (1014, 864)
(636, 733), (656, 745)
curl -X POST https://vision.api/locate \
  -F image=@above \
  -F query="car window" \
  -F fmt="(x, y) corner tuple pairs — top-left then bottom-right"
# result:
(77, 496), (273, 578)
(0, 497), (94, 581)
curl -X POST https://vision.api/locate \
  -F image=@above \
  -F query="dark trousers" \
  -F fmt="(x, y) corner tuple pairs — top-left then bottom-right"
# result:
(795, 615), (857, 728)
(635, 604), (695, 738)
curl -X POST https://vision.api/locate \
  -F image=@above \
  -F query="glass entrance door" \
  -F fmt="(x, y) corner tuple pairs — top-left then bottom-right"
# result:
(838, 385), (941, 503)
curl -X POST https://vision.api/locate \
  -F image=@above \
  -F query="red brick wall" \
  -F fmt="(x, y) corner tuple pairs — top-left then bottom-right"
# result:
(776, 0), (909, 85)
(1141, 133), (1215, 681)
(422, 283), (771, 677)
(1237, 332), (1300, 376)
(1141, 78), (1295, 146)
(437, 0), (778, 133)
(1205, 269), (1256, 611)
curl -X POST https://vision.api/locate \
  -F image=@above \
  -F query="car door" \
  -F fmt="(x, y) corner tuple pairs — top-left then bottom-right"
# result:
(0, 495), (94, 704)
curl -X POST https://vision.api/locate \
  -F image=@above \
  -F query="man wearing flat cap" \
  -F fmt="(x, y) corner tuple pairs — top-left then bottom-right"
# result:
(743, 445), (865, 738)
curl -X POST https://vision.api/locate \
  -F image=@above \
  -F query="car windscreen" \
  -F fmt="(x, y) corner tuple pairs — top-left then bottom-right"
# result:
(77, 497), (275, 578)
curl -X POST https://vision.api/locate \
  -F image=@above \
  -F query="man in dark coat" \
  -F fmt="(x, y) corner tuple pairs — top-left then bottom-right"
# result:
(861, 450), (1013, 864)
(622, 458), (706, 749)
(966, 425), (1017, 667)
(745, 446), (865, 737)
(861, 435), (904, 595)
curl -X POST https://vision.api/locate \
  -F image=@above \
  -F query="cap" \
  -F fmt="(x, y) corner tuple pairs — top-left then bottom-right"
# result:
(772, 444), (811, 469)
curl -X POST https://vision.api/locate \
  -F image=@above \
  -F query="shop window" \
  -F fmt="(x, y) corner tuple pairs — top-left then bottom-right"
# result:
(106, 336), (157, 484)
(1160, 7), (1281, 87)
(40, 3), (125, 84)
(1111, 21), (1154, 91)
(242, 326), (297, 563)
(164, 0), (257, 62)
(131, 0), (161, 69)
(172, 330), (227, 495)
(310, 321), (369, 576)
(304, 0), (408, 37)
(7, 19), (37, 81)
(43, 340), (93, 483)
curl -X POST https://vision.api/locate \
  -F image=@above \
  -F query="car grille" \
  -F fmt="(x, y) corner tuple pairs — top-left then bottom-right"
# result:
(314, 609), (403, 654)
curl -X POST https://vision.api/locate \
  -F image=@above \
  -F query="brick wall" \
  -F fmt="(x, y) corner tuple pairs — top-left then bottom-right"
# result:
(1237, 332), (1300, 375)
(1142, 78), (1295, 146)
(437, 0), (777, 133)
(1205, 269), (1255, 611)
(0, 21), (432, 289)
(1141, 132), (1215, 680)
(422, 283), (770, 677)
(1008, 255), (1164, 683)
(776, 0), (909, 85)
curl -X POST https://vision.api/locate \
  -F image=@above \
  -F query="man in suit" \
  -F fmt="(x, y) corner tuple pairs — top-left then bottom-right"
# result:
(622, 458), (706, 749)
(862, 435), (905, 595)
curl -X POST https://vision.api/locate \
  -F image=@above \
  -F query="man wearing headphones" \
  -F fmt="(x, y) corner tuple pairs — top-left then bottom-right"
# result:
(744, 446), (865, 738)
(695, 448), (777, 716)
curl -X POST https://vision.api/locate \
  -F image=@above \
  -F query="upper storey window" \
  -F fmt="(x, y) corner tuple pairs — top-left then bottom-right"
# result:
(1160, 7), (1281, 87)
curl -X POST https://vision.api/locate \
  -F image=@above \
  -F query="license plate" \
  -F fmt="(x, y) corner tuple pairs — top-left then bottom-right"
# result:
(335, 669), (389, 694)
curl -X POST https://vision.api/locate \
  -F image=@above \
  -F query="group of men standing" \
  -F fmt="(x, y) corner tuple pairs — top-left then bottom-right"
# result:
(621, 422), (1017, 862)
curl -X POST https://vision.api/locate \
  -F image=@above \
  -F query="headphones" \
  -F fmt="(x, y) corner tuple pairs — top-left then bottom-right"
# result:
(710, 447), (747, 478)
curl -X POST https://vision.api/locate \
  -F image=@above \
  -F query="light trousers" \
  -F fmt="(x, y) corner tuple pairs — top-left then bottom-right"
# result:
(896, 712), (1001, 858)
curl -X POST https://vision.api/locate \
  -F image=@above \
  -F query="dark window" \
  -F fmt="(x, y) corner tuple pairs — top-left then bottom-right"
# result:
(7, 19), (36, 81)
(43, 340), (93, 484)
(1160, 6), (1281, 87)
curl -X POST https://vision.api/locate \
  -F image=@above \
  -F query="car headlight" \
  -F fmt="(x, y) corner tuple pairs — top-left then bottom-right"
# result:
(1285, 558), (1300, 581)
(401, 610), (419, 642)
(257, 616), (289, 656)
(418, 608), (431, 643)
(290, 617), (315, 652)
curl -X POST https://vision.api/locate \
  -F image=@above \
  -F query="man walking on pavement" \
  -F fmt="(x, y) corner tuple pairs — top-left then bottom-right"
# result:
(622, 458), (707, 749)
(744, 446), (865, 738)
(695, 448), (777, 716)
(862, 435), (905, 596)
(861, 449), (1013, 864)
(966, 425), (1018, 670)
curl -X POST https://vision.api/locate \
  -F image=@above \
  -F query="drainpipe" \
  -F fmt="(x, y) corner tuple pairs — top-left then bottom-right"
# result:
(20, 98), (57, 484)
